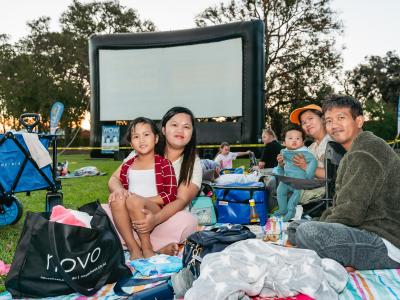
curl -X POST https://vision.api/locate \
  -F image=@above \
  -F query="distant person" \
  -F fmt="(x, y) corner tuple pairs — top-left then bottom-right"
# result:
(109, 117), (177, 259)
(289, 95), (400, 270)
(257, 128), (283, 171)
(273, 125), (317, 221)
(214, 142), (251, 170)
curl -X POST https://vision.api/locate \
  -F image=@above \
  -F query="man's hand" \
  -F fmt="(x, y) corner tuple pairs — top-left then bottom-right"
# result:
(132, 209), (158, 233)
(108, 188), (129, 203)
(293, 154), (307, 170)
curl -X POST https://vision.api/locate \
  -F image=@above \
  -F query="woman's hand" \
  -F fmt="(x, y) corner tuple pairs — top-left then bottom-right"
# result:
(293, 154), (307, 170)
(132, 209), (158, 233)
(277, 154), (285, 167)
(108, 188), (130, 203)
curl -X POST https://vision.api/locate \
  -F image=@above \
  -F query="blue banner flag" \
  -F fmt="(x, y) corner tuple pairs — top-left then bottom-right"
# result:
(50, 101), (64, 134)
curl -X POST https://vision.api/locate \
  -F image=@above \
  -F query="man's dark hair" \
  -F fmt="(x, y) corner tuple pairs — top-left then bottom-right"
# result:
(283, 124), (305, 140)
(322, 95), (363, 119)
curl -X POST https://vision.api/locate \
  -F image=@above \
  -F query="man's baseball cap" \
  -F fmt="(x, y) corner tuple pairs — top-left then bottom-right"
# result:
(289, 104), (322, 125)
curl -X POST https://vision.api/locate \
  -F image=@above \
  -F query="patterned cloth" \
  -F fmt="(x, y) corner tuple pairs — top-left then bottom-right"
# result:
(120, 154), (177, 205)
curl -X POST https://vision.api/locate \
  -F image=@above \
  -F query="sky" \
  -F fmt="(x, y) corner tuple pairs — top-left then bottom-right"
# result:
(0, 0), (399, 71)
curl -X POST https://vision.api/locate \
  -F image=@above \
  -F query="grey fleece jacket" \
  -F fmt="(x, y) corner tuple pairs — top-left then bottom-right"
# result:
(320, 131), (400, 248)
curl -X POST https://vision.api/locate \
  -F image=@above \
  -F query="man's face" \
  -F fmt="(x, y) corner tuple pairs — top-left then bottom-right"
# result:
(324, 107), (364, 150)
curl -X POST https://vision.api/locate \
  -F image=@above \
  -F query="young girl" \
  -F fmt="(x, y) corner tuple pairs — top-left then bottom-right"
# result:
(214, 142), (250, 170)
(110, 117), (177, 259)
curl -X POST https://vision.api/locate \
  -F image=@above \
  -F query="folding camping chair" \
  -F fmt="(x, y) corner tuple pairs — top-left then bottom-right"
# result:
(273, 141), (346, 218)
(0, 113), (63, 226)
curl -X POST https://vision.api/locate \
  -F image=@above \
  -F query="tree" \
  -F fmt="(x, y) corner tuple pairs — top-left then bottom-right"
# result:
(343, 51), (400, 140)
(195, 0), (342, 137)
(0, 0), (155, 131)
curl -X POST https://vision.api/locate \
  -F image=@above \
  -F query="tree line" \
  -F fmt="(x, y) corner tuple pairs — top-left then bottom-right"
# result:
(0, 0), (398, 141)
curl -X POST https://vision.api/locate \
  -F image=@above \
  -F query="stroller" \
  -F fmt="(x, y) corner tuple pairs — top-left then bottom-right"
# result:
(0, 113), (63, 226)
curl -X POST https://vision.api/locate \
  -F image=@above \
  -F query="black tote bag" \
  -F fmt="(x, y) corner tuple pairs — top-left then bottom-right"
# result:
(5, 201), (131, 298)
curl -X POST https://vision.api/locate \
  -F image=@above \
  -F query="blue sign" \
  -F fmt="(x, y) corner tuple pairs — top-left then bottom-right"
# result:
(50, 101), (64, 134)
(101, 125), (120, 154)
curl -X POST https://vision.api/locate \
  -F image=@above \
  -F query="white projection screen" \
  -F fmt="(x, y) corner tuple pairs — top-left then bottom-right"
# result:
(99, 39), (242, 121)
(89, 20), (265, 157)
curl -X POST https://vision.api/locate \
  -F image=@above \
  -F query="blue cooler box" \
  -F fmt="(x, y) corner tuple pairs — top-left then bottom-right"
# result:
(214, 182), (268, 225)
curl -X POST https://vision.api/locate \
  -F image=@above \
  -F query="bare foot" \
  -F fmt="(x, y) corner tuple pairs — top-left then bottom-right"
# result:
(142, 248), (156, 258)
(129, 250), (143, 261)
(157, 243), (179, 256)
(345, 266), (356, 273)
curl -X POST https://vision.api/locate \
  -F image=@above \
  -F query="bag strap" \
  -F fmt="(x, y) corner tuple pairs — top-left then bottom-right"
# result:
(48, 222), (118, 296)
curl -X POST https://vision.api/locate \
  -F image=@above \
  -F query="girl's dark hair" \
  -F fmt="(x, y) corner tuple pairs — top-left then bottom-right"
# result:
(160, 107), (197, 186)
(126, 117), (162, 155)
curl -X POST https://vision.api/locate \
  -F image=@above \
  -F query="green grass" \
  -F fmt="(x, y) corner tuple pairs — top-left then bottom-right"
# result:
(0, 155), (250, 293)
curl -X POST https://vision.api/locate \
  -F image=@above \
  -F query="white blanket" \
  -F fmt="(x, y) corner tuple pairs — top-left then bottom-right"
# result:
(185, 239), (348, 300)
(214, 173), (260, 185)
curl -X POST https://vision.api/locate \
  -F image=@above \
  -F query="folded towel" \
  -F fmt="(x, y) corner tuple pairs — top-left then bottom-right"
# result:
(21, 133), (52, 168)
(50, 205), (92, 228)
(0, 260), (11, 276)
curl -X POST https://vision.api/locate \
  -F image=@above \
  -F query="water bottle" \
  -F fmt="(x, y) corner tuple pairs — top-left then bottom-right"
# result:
(249, 199), (260, 224)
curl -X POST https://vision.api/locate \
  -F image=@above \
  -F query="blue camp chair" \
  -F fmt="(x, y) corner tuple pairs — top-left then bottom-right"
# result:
(0, 114), (62, 226)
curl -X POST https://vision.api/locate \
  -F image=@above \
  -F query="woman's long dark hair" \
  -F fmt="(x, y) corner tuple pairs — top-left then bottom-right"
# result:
(160, 107), (197, 186)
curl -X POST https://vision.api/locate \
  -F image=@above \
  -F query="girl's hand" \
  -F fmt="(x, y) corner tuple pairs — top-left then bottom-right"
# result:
(108, 188), (129, 203)
(293, 154), (307, 170)
(277, 154), (284, 167)
(132, 209), (157, 233)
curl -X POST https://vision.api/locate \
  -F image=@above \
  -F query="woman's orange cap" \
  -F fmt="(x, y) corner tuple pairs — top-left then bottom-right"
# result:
(289, 104), (322, 125)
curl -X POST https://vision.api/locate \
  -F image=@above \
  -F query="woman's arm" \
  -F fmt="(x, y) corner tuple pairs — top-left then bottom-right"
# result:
(293, 154), (325, 179)
(133, 182), (199, 233)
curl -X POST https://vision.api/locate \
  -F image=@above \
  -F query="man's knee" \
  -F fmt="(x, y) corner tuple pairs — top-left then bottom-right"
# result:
(295, 221), (323, 250)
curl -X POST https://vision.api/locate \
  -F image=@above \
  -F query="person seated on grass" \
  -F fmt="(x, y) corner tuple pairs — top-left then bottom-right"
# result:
(273, 125), (317, 222)
(109, 117), (177, 259)
(256, 127), (284, 171)
(288, 95), (400, 271)
(107, 107), (202, 258)
(214, 142), (251, 170)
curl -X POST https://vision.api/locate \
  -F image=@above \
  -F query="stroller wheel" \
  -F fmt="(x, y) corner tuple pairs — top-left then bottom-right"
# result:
(0, 196), (23, 226)
(46, 192), (63, 212)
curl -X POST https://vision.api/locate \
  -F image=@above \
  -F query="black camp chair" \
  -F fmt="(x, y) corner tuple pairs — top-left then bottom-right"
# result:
(274, 141), (346, 218)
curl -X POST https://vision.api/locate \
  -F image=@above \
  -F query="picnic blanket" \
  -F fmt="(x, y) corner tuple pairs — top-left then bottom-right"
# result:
(1, 219), (400, 299)
(262, 218), (400, 300)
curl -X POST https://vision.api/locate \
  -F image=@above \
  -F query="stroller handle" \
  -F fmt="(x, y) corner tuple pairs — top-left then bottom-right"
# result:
(20, 113), (41, 133)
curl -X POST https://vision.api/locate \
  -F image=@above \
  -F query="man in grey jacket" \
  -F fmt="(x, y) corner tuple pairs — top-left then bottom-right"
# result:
(289, 95), (400, 270)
